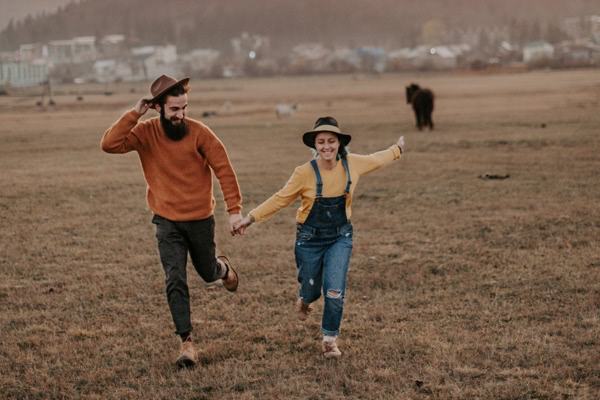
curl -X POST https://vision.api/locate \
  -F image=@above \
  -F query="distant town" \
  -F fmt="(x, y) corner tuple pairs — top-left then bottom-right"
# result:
(0, 15), (598, 91)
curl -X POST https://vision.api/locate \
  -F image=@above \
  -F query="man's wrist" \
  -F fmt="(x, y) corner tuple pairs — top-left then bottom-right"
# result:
(248, 214), (255, 223)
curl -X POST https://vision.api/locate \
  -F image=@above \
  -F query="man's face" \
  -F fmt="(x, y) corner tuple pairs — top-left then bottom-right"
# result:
(158, 93), (188, 124)
(158, 93), (189, 141)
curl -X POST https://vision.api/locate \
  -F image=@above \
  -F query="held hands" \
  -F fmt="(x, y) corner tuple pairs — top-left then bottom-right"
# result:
(397, 136), (405, 154)
(229, 213), (243, 236)
(134, 97), (155, 116)
(232, 215), (254, 236)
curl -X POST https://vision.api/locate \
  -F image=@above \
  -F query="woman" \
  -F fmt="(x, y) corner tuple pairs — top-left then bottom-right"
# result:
(234, 116), (405, 358)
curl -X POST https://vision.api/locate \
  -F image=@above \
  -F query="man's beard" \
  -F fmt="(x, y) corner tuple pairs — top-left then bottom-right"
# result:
(160, 109), (189, 141)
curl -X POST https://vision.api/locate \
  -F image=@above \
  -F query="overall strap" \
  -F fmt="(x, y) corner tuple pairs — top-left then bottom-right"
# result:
(341, 158), (352, 194)
(309, 159), (323, 197)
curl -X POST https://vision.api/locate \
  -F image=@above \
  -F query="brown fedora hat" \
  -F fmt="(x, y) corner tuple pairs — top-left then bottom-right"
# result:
(302, 116), (351, 148)
(149, 74), (190, 104)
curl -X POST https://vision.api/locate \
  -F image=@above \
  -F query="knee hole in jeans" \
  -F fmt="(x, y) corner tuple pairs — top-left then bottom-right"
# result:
(326, 290), (342, 299)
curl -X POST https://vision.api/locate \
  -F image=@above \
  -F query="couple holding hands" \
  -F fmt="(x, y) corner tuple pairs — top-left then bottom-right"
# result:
(101, 75), (405, 368)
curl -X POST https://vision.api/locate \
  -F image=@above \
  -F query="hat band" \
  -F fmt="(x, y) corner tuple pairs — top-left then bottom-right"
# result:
(313, 124), (341, 134)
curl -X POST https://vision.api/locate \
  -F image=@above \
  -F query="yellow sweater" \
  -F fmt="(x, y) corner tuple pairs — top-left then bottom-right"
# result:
(249, 146), (401, 223)
(101, 110), (242, 221)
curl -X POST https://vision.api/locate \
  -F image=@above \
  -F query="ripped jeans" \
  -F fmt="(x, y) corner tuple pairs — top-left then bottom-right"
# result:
(294, 222), (353, 336)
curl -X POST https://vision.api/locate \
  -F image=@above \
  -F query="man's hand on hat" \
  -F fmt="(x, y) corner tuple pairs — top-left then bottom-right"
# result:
(134, 97), (155, 116)
(397, 136), (405, 154)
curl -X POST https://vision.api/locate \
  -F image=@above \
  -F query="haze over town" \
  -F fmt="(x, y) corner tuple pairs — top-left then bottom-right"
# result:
(0, 0), (598, 88)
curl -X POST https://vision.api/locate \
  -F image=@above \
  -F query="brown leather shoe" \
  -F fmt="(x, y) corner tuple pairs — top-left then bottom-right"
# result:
(296, 298), (313, 321)
(176, 339), (198, 368)
(321, 340), (342, 359)
(217, 255), (238, 292)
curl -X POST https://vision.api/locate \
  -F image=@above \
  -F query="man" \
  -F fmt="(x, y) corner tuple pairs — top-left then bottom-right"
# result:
(101, 75), (242, 368)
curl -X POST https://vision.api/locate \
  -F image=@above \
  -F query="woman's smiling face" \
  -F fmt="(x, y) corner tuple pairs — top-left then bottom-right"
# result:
(314, 132), (340, 161)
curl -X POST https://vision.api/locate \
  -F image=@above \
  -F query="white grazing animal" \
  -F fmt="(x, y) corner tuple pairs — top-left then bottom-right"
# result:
(275, 104), (298, 118)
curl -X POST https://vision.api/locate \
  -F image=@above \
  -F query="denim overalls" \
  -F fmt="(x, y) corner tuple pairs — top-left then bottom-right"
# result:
(294, 158), (354, 337)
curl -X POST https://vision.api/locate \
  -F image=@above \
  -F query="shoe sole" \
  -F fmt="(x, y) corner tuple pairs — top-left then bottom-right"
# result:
(217, 255), (238, 292)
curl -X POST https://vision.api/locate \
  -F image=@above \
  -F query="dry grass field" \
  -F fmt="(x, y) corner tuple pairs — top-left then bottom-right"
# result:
(1, 69), (599, 399)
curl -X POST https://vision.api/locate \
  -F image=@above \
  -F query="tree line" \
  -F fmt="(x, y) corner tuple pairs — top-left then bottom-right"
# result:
(0, 0), (588, 53)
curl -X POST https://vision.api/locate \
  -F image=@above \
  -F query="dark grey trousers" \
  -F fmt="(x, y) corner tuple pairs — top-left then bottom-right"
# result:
(152, 214), (222, 335)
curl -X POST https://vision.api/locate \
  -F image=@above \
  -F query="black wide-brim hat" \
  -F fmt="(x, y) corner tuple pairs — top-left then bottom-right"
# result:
(149, 74), (190, 104)
(302, 116), (351, 148)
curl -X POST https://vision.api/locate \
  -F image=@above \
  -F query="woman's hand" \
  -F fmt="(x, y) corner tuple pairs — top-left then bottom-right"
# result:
(397, 136), (405, 154)
(229, 213), (243, 236)
(233, 215), (254, 235)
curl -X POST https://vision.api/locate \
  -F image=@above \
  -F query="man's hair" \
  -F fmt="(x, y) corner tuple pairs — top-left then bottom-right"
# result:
(156, 84), (188, 107)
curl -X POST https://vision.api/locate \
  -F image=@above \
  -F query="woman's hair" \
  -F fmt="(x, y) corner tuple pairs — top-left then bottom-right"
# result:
(337, 142), (348, 159)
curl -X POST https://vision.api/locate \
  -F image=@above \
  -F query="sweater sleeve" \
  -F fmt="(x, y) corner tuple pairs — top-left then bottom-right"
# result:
(100, 109), (143, 153)
(249, 167), (305, 222)
(199, 126), (243, 215)
(351, 145), (401, 176)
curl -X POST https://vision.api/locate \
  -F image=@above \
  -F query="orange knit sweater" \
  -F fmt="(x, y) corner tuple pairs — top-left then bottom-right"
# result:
(101, 109), (242, 221)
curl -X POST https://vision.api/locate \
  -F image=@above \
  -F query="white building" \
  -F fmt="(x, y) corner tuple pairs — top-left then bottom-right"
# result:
(99, 34), (127, 58)
(523, 41), (555, 63)
(348, 47), (387, 73)
(388, 44), (469, 70)
(555, 41), (600, 65)
(93, 59), (118, 83)
(19, 43), (45, 62)
(180, 48), (221, 76)
(0, 62), (49, 88)
(288, 43), (332, 73)
(130, 45), (179, 81)
(47, 36), (97, 64)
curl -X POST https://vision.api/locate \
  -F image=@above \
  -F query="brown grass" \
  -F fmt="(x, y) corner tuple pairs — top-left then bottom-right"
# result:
(1, 69), (599, 399)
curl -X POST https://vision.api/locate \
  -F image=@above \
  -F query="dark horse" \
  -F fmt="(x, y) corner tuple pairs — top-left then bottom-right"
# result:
(406, 83), (434, 131)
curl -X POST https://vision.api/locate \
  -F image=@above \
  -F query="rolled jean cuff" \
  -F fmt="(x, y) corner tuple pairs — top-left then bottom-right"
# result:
(320, 327), (339, 337)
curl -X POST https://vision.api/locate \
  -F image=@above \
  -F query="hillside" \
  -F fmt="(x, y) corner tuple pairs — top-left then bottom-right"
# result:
(1, 0), (597, 52)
